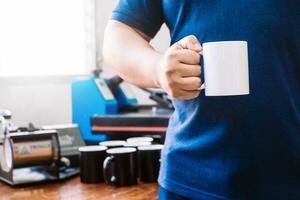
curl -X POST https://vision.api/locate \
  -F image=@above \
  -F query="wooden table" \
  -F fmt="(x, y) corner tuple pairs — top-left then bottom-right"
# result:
(0, 177), (158, 200)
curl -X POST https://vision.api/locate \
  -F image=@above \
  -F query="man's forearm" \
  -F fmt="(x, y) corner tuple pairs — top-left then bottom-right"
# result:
(103, 20), (162, 88)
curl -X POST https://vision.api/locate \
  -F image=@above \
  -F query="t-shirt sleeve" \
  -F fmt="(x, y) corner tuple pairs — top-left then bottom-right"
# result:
(111, 0), (164, 38)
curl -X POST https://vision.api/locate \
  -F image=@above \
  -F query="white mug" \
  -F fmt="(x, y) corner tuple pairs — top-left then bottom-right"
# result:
(201, 41), (250, 96)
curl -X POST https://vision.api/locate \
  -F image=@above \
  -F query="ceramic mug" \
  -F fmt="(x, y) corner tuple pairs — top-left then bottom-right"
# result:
(201, 41), (250, 96)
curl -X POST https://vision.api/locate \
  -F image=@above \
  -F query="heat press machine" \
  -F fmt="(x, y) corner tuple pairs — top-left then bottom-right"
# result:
(0, 113), (85, 186)
(0, 130), (63, 186)
(72, 75), (173, 144)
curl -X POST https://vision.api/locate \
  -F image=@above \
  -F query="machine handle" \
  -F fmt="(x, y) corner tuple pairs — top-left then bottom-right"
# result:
(106, 76), (124, 98)
(103, 155), (117, 186)
(108, 76), (123, 86)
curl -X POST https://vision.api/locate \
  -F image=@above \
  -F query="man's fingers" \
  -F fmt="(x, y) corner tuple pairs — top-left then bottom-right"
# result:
(178, 77), (202, 91)
(175, 49), (200, 65)
(170, 90), (200, 100)
(177, 35), (202, 52)
(179, 64), (201, 77)
(163, 35), (203, 100)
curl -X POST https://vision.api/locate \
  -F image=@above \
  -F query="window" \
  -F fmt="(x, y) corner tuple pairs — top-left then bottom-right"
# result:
(0, 0), (95, 76)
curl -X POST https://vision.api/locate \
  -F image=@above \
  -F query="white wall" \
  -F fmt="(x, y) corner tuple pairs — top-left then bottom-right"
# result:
(0, 76), (73, 126)
(0, 0), (170, 127)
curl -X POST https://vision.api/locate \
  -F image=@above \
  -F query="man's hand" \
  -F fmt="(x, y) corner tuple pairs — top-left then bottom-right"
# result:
(157, 35), (202, 100)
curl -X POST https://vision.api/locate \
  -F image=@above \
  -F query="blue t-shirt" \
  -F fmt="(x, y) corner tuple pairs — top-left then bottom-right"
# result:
(112, 1), (300, 199)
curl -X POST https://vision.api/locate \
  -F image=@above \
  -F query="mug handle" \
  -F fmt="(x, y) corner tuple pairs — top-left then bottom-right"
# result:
(199, 83), (205, 90)
(103, 156), (117, 185)
(199, 52), (205, 91)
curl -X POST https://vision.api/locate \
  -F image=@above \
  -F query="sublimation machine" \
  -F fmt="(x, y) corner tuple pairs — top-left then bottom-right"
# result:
(72, 75), (173, 144)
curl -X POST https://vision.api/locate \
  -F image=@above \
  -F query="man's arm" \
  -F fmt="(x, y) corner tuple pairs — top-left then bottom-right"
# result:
(103, 20), (162, 88)
(103, 20), (203, 100)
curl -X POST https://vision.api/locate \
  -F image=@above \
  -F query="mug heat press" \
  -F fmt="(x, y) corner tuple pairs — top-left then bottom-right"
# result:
(0, 115), (85, 186)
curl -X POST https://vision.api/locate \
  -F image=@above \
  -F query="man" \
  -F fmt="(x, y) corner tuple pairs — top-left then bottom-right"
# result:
(103, 1), (300, 199)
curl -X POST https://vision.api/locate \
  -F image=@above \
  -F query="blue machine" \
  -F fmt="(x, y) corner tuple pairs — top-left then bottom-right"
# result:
(72, 76), (138, 143)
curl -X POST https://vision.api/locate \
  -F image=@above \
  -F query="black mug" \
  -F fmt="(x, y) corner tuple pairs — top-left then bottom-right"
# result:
(138, 144), (164, 183)
(126, 137), (153, 144)
(103, 147), (137, 187)
(124, 141), (152, 178)
(99, 140), (126, 149)
(124, 141), (152, 148)
(78, 145), (108, 183)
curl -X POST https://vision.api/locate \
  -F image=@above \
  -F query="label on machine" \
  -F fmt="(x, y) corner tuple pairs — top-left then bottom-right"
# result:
(94, 79), (115, 100)
(12, 140), (53, 166)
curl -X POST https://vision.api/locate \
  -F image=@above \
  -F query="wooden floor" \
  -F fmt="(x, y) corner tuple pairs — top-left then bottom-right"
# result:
(0, 177), (158, 200)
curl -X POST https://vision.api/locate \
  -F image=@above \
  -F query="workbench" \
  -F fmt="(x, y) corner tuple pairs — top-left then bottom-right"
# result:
(0, 177), (158, 200)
